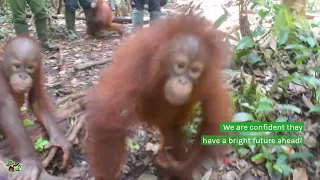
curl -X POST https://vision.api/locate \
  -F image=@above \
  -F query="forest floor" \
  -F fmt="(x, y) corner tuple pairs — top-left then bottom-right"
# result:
(0, 0), (276, 180)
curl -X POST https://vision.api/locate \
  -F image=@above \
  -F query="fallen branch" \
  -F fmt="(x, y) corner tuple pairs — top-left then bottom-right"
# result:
(75, 58), (113, 70)
(55, 91), (87, 107)
(58, 47), (65, 71)
(56, 104), (83, 120)
(42, 114), (85, 168)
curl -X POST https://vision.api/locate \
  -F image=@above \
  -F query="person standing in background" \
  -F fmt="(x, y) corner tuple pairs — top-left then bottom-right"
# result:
(8, 0), (59, 51)
(131, 0), (161, 32)
(64, 0), (93, 40)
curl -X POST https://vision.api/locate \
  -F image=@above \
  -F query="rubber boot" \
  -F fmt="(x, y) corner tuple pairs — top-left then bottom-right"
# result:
(150, 11), (161, 23)
(83, 8), (95, 37)
(13, 23), (29, 35)
(131, 9), (144, 32)
(65, 10), (77, 41)
(35, 18), (59, 51)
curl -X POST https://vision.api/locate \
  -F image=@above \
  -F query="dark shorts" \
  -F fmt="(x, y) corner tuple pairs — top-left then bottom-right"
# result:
(65, 0), (91, 11)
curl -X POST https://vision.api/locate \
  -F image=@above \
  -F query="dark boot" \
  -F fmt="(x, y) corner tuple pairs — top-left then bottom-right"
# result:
(13, 23), (29, 35)
(150, 11), (161, 22)
(35, 18), (59, 51)
(65, 10), (77, 41)
(83, 8), (95, 37)
(131, 9), (144, 32)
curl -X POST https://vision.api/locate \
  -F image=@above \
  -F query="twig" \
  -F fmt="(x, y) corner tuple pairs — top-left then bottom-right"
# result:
(75, 58), (113, 70)
(55, 92), (86, 107)
(42, 114), (85, 168)
(58, 47), (65, 71)
(56, 104), (82, 120)
(302, 94), (315, 109)
(57, 0), (63, 14)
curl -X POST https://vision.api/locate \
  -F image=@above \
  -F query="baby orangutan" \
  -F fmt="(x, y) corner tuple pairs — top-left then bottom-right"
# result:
(85, 14), (233, 180)
(0, 36), (72, 180)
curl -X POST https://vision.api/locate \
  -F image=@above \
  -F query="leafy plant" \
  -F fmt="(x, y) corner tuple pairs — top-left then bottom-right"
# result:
(34, 137), (49, 152)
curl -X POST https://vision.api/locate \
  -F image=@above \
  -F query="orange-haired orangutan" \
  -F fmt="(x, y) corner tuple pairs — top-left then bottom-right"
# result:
(0, 36), (72, 180)
(86, 0), (125, 37)
(85, 14), (233, 180)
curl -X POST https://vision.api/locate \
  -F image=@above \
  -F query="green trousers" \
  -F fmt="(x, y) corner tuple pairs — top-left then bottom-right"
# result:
(8, 0), (50, 45)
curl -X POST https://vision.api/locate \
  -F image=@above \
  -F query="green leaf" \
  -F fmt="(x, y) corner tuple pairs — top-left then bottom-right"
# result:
(306, 36), (317, 48)
(304, 76), (320, 86)
(23, 119), (33, 126)
(0, 17), (4, 23)
(125, 137), (140, 152)
(251, 153), (265, 163)
(295, 52), (311, 65)
(262, 145), (271, 158)
(273, 8), (288, 32)
(259, 97), (273, 104)
(279, 104), (301, 114)
(256, 102), (274, 113)
(248, 144), (256, 152)
(284, 44), (309, 52)
(236, 36), (256, 50)
(312, 46), (320, 52)
(276, 154), (288, 165)
(313, 67), (320, 73)
(34, 137), (47, 152)
(316, 89), (320, 101)
(20, 106), (27, 112)
(280, 164), (294, 177)
(80, 148), (86, 154)
(39, 139), (49, 147)
(308, 104), (320, 113)
(237, 147), (250, 157)
(265, 161), (273, 175)
(276, 116), (288, 122)
(213, 13), (228, 29)
(302, 76), (320, 88)
(278, 29), (290, 45)
(236, 49), (250, 59)
(288, 152), (313, 160)
(232, 112), (254, 122)
(252, 25), (267, 37)
(273, 163), (282, 174)
(240, 103), (256, 110)
(247, 53), (261, 64)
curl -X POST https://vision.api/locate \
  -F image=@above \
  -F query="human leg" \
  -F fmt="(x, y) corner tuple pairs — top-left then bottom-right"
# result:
(64, 0), (79, 40)
(148, 0), (161, 23)
(8, 0), (29, 35)
(131, 0), (144, 32)
(78, 0), (94, 37)
(28, 0), (59, 51)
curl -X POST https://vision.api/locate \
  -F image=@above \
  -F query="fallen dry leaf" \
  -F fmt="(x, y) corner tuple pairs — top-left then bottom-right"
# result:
(304, 133), (317, 148)
(221, 171), (239, 180)
(281, 145), (295, 155)
(145, 142), (160, 154)
(202, 169), (212, 180)
(137, 173), (158, 180)
(293, 167), (308, 180)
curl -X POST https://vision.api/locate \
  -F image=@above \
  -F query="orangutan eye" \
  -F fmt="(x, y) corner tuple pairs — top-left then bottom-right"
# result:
(191, 67), (199, 73)
(189, 67), (202, 79)
(174, 63), (187, 74)
(12, 64), (21, 71)
(177, 63), (185, 69)
(27, 65), (34, 71)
